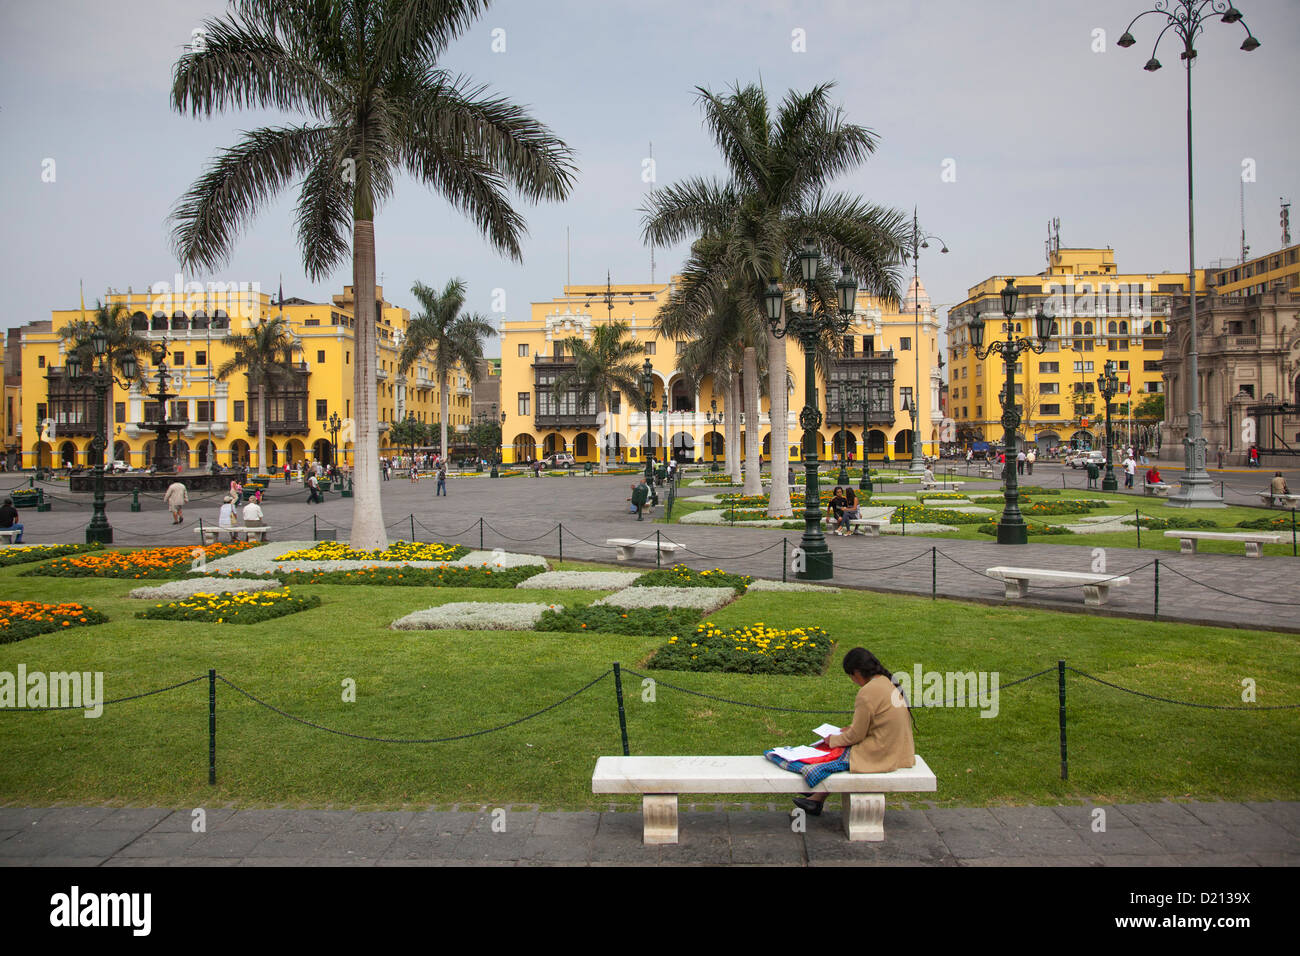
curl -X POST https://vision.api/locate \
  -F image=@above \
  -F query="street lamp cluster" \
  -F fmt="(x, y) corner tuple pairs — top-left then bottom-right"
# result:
(764, 238), (859, 580)
(901, 209), (948, 475)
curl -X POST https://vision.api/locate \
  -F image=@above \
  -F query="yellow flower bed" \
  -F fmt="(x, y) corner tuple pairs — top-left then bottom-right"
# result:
(275, 540), (468, 562)
(136, 588), (321, 624)
(648, 621), (832, 674)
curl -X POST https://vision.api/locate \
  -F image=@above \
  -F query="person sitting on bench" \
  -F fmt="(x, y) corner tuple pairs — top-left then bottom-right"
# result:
(1145, 466), (1162, 485)
(1269, 472), (1289, 500)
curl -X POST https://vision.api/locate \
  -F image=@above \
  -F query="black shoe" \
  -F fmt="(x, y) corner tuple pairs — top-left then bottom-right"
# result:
(792, 796), (824, 816)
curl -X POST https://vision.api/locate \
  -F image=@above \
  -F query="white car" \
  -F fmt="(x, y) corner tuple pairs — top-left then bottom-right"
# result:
(1068, 450), (1107, 469)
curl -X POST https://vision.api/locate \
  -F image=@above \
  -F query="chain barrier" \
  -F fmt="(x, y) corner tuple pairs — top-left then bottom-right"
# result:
(414, 517), (485, 539)
(0, 674), (207, 712)
(481, 520), (563, 543)
(671, 539), (788, 561)
(832, 552), (932, 573)
(1065, 666), (1300, 710)
(1157, 562), (1300, 607)
(935, 550), (1156, 590)
(215, 670), (612, 743)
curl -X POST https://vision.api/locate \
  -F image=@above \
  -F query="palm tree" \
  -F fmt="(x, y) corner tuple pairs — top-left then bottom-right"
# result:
(216, 315), (302, 471)
(551, 321), (646, 473)
(170, 0), (576, 550)
(643, 82), (908, 517)
(399, 279), (495, 464)
(59, 298), (149, 463)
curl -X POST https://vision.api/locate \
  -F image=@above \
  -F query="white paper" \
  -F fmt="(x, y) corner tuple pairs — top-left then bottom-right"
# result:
(771, 745), (825, 761)
(812, 723), (841, 739)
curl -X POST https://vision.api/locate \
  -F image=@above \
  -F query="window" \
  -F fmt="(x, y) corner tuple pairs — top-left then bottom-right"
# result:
(900, 386), (913, 409)
(169, 401), (186, 421)
(346, 399), (350, 417)
(975, 364), (982, 377)
(304, 318), (319, 326)
(961, 366), (968, 378)
(976, 405), (983, 418)
(518, 392), (530, 416)
(195, 401), (214, 423)
(1042, 404), (1061, 416)
(345, 351), (350, 365)
(863, 335), (874, 355)
(38, 355), (45, 369)
(842, 336), (855, 356)
(1041, 382), (1059, 395)
(36, 402), (47, 422)
(192, 351), (206, 367)
(317, 350), (326, 364)
(1146, 381), (1163, 393)
(1143, 360), (1160, 372)
(233, 400), (245, 422)
(676, 340), (687, 354)
(114, 402), (125, 422)
(1039, 362), (1059, 374)
(174, 352), (185, 366)
(518, 343), (529, 357)
(1013, 383), (1023, 395)
(643, 341), (656, 355)
(1118, 361), (1129, 371)
(316, 399), (328, 421)
(553, 342), (564, 360)
(1085, 362), (1094, 373)
(975, 385), (982, 397)
(1241, 384), (1255, 398)
(1014, 362), (1023, 374)
(900, 337), (912, 351)
(611, 391), (621, 414)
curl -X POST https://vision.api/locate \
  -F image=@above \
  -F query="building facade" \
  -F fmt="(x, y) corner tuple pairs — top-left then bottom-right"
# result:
(946, 247), (1199, 453)
(16, 284), (473, 471)
(497, 276), (941, 465)
(1162, 242), (1300, 464)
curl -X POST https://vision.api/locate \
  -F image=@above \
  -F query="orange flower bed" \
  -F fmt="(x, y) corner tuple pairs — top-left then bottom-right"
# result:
(22, 543), (257, 579)
(0, 600), (108, 644)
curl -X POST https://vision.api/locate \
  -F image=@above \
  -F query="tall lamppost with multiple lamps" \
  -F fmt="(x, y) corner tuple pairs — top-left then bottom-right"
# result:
(901, 208), (948, 475)
(65, 329), (138, 544)
(1097, 361), (1120, 491)
(1116, 1), (1258, 507)
(857, 372), (873, 496)
(706, 399), (723, 471)
(968, 278), (1054, 545)
(641, 358), (655, 480)
(327, 411), (341, 467)
(835, 382), (854, 487)
(493, 409), (505, 478)
(764, 239), (858, 580)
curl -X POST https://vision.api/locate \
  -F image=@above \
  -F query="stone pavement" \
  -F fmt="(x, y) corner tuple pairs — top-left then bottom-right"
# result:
(1, 801), (1295, 866)
(5, 463), (1298, 630)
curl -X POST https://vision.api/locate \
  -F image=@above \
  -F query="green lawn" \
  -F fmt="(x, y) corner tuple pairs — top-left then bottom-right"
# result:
(1, 554), (1297, 810)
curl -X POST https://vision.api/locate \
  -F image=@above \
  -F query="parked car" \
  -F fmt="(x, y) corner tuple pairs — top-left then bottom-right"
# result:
(543, 453), (576, 468)
(108, 460), (133, 472)
(1068, 450), (1107, 469)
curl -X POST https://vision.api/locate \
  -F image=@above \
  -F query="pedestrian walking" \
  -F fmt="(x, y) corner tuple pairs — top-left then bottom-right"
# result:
(1249, 445), (1260, 468)
(1026, 447), (1035, 475)
(1016, 450), (1026, 476)
(284, 463), (291, 484)
(1217, 445), (1224, 470)
(436, 462), (447, 496)
(164, 480), (189, 524)
(306, 473), (322, 504)
(1123, 453), (1136, 489)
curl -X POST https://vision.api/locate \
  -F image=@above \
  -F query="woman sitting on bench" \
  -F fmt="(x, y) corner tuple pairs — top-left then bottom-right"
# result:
(770, 647), (915, 817)
(1145, 466), (1161, 485)
(827, 487), (848, 535)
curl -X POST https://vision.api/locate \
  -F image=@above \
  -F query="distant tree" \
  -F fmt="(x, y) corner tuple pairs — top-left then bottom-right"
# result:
(216, 316), (301, 470)
(552, 321), (646, 473)
(1133, 394), (1164, 421)
(59, 299), (150, 459)
(388, 413), (428, 463)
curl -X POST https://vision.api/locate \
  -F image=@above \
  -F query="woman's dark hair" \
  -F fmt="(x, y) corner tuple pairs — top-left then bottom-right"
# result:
(842, 647), (891, 682)
(844, 487), (857, 506)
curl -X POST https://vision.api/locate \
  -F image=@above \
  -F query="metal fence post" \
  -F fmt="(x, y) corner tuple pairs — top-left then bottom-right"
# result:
(208, 668), (217, 785)
(1135, 509), (1141, 549)
(931, 546), (937, 599)
(1153, 558), (1159, 619)
(612, 663), (630, 756)
(656, 530), (661, 568)
(782, 539), (788, 583)
(558, 524), (563, 563)
(1057, 660), (1067, 781)
(410, 514), (415, 542)
(1293, 509), (1297, 557)
(479, 516), (484, 551)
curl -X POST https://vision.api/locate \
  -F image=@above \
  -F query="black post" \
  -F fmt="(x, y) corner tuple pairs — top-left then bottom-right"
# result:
(782, 539), (788, 583)
(410, 514), (415, 542)
(931, 546), (936, 599)
(479, 516), (484, 551)
(130, 489), (141, 513)
(558, 524), (563, 563)
(208, 668), (216, 785)
(1153, 558), (1160, 618)
(313, 514), (317, 539)
(612, 663), (630, 756)
(1135, 509), (1141, 549)
(1292, 509), (1296, 557)
(656, 530), (661, 568)
(1057, 660), (1067, 781)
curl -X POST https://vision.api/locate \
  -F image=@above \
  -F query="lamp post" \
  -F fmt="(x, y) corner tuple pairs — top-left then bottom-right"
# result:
(706, 399), (722, 471)
(835, 382), (852, 487)
(641, 358), (654, 480)
(969, 278), (1054, 545)
(1116, 1), (1257, 507)
(1097, 361), (1120, 491)
(327, 411), (341, 467)
(493, 409), (505, 477)
(857, 373), (873, 496)
(764, 239), (858, 580)
(66, 329), (138, 544)
(902, 208), (948, 475)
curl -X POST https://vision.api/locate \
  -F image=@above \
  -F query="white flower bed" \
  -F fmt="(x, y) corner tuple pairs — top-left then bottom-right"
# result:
(129, 577), (283, 600)
(595, 586), (735, 613)
(516, 570), (642, 590)
(881, 523), (958, 534)
(199, 542), (547, 576)
(747, 579), (841, 593)
(678, 509), (798, 527)
(391, 601), (562, 631)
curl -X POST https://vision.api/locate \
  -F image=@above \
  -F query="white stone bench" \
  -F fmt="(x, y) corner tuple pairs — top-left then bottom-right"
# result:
(979, 466), (995, 478)
(1163, 530), (1280, 557)
(592, 754), (937, 844)
(847, 518), (888, 536)
(606, 537), (682, 562)
(1256, 492), (1300, 509)
(0, 529), (21, 544)
(921, 481), (963, 491)
(1143, 482), (1172, 497)
(195, 525), (273, 544)
(986, 566), (1132, 606)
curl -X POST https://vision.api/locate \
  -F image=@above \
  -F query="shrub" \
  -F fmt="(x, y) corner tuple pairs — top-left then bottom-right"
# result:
(137, 588), (320, 624)
(24, 543), (257, 579)
(534, 605), (700, 635)
(0, 543), (103, 568)
(977, 518), (1073, 536)
(1020, 499), (1110, 516)
(647, 622), (833, 675)
(0, 600), (109, 645)
(1130, 516), (1222, 530)
(275, 540), (468, 562)
(890, 505), (987, 525)
(1235, 515), (1296, 531)
(632, 565), (751, 592)
(1011, 486), (1061, 496)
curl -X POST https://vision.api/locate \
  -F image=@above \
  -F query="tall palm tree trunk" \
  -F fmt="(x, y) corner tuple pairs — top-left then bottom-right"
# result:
(767, 327), (792, 517)
(598, 392), (609, 474)
(257, 382), (267, 472)
(440, 381), (449, 465)
(350, 220), (388, 550)
(726, 372), (742, 483)
(742, 346), (762, 496)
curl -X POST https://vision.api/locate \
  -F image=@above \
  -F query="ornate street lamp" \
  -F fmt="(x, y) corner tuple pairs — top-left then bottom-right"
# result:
(857, 371), (873, 496)
(835, 381), (854, 487)
(900, 208), (948, 475)
(705, 398), (723, 472)
(66, 334), (138, 544)
(641, 357), (655, 480)
(765, 241), (858, 580)
(1097, 361), (1121, 491)
(969, 278), (1054, 544)
(1116, 1), (1257, 507)
(327, 411), (341, 467)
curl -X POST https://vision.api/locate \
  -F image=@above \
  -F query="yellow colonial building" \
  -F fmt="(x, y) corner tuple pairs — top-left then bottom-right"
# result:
(17, 283), (473, 471)
(498, 276), (941, 465)
(946, 246), (1202, 452)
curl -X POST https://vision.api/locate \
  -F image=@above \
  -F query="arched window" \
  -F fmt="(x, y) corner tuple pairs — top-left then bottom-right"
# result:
(1153, 321), (1163, 333)
(1119, 321), (1128, 335)
(1072, 321), (1083, 336)
(1084, 322), (1094, 336)
(1108, 321), (1117, 334)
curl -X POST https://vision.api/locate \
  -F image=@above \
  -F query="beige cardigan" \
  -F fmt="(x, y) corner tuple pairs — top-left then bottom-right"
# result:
(826, 674), (916, 773)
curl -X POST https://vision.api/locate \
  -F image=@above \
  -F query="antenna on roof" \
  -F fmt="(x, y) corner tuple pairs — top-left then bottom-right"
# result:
(1240, 180), (1250, 264)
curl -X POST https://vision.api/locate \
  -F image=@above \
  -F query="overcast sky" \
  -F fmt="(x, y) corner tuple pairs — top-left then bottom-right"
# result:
(2, 0), (1297, 357)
